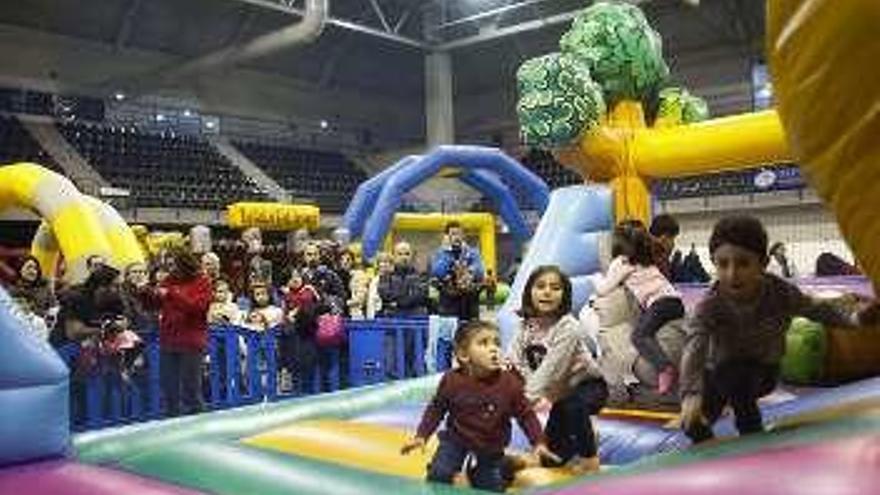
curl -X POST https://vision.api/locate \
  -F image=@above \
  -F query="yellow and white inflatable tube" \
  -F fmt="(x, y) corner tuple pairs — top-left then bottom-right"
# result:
(767, 0), (880, 289)
(1, 163), (143, 282)
(31, 195), (144, 278)
(0, 163), (113, 281)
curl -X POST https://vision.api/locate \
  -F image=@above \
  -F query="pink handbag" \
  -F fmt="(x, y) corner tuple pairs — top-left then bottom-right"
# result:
(315, 313), (346, 347)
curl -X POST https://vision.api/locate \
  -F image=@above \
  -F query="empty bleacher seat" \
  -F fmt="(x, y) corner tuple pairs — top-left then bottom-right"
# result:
(233, 141), (368, 213)
(58, 122), (270, 209)
(0, 116), (63, 173)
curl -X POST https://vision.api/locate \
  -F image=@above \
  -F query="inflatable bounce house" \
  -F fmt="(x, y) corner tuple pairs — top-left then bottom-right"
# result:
(2, 1), (880, 494)
(0, 163), (144, 282)
(336, 145), (550, 264)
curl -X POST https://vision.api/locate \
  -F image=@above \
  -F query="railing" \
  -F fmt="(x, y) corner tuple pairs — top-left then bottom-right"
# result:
(56, 317), (451, 431)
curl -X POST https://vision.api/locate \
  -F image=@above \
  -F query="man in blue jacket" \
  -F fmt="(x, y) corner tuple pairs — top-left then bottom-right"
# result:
(431, 221), (484, 322)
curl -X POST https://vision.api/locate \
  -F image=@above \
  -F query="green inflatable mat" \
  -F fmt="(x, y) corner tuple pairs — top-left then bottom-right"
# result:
(117, 440), (477, 495)
(75, 375), (440, 464)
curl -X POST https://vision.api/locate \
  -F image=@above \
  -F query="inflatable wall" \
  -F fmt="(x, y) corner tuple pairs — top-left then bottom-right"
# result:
(0, 286), (69, 465)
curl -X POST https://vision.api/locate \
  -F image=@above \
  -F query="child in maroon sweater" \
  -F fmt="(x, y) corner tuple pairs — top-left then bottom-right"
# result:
(401, 321), (557, 492)
(278, 269), (321, 392)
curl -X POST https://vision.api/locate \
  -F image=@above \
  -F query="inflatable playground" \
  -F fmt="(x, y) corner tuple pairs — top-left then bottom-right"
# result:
(2, 1), (880, 494)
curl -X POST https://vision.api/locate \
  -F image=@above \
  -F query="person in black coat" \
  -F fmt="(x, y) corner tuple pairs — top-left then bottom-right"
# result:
(379, 241), (429, 378)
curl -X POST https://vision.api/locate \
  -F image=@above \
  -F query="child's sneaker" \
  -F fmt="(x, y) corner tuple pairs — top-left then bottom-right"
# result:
(657, 366), (678, 395)
(566, 455), (600, 475)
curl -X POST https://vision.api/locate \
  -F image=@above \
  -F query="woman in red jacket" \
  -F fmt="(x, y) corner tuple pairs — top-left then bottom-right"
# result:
(148, 245), (212, 416)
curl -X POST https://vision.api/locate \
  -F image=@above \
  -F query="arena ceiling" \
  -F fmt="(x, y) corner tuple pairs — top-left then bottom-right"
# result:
(0, 0), (766, 135)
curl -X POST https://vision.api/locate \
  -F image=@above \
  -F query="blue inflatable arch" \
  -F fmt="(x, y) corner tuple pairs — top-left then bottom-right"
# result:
(341, 155), (420, 239)
(340, 145), (550, 259)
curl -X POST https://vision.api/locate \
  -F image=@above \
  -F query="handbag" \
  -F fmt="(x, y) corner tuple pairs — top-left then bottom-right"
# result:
(315, 313), (346, 347)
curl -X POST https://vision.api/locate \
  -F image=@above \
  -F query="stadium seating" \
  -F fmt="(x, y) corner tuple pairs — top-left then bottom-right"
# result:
(235, 141), (367, 213)
(0, 115), (62, 172)
(59, 122), (269, 209)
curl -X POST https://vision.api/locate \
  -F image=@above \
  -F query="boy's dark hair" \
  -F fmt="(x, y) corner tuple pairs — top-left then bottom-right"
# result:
(649, 214), (680, 238)
(445, 220), (462, 234)
(519, 265), (572, 318)
(454, 320), (498, 353)
(611, 224), (653, 266)
(709, 215), (768, 261)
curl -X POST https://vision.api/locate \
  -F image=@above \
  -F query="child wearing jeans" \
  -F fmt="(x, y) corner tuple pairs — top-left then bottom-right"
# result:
(401, 320), (557, 492)
(595, 223), (684, 394)
(508, 265), (608, 473)
(680, 215), (879, 443)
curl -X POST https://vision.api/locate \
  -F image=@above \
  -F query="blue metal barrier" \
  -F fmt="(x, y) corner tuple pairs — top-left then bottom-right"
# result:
(55, 317), (440, 431)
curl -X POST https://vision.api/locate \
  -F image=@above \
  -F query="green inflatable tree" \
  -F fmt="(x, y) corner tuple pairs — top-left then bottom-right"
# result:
(657, 87), (710, 124)
(517, 1), (706, 148)
(516, 53), (605, 147)
(560, 1), (668, 105)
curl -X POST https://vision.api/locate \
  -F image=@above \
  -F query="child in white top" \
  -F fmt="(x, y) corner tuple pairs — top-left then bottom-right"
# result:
(243, 283), (283, 332)
(207, 279), (243, 326)
(595, 223), (684, 394)
(508, 265), (607, 473)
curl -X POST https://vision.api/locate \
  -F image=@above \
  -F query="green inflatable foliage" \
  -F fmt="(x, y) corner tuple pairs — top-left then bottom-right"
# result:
(682, 93), (710, 122)
(560, 1), (669, 105)
(658, 87), (710, 124)
(479, 282), (511, 305)
(516, 52), (606, 147)
(781, 317), (827, 385)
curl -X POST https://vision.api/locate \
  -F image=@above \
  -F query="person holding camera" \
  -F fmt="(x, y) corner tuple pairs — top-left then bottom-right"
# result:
(431, 221), (485, 322)
(52, 263), (124, 348)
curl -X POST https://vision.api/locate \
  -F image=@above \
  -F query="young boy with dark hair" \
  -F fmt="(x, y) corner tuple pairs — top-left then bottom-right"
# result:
(680, 215), (879, 443)
(649, 213), (681, 280)
(401, 320), (557, 492)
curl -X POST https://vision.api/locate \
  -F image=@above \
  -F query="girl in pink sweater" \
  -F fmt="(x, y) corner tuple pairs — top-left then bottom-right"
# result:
(595, 223), (684, 394)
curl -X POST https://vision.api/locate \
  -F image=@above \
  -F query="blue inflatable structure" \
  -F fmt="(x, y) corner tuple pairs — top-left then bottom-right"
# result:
(0, 286), (69, 465)
(338, 145), (550, 260)
(497, 185), (613, 344)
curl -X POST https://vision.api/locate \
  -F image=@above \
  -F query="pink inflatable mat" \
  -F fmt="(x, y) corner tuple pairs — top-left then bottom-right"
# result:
(0, 459), (204, 495)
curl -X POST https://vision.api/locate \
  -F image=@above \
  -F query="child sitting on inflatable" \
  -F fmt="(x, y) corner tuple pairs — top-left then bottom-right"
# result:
(508, 265), (607, 473)
(680, 215), (880, 443)
(595, 223), (685, 394)
(401, 320), (557, 492)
